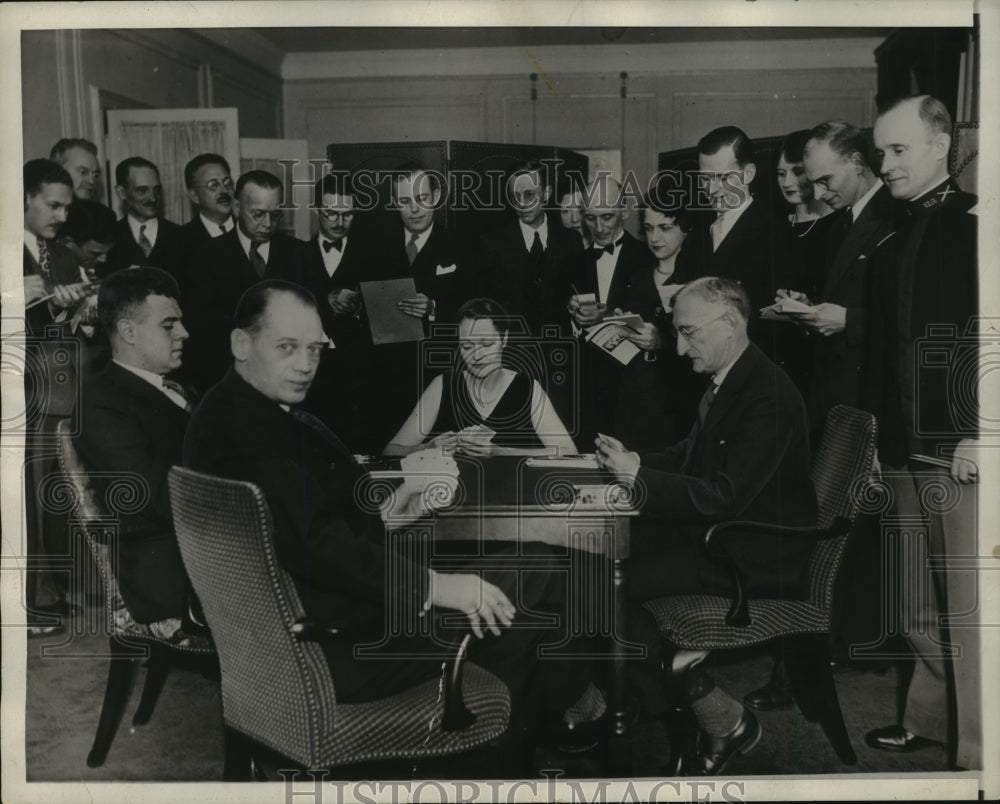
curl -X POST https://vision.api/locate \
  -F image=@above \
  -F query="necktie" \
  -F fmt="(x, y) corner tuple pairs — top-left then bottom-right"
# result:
(36, 236), (51, 276)
(219, 222), (228, 235)
(698, 379), (717, 427)
(138, 224), (153, 259)
(710, 214), (725, 252)
(529, 231), (543, 259)
(405, 233), (420, 266)
(845, 206), (854, 227)
(323, 238), (343, 253)
(250, 241), (267, 278)
(591, 243), (615, 257)
(161, 378), (192, 413)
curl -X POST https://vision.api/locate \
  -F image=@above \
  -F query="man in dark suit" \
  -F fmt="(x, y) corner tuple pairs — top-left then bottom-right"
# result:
(478, 160), (584, 336)
(183, 281), (592, 762)
(371, 165), (470, 324)
(683, 127), (792, 359)
(57, 199), (117, 282)
(73, 267), (193, 624)
(862, 96), (980, 770)
(106, 157), (184, 278)
(597, 277), (817, 775)
(181, 169), (303, 394)
(478, 161), (586, 441)
(363, 166), (471, 450)
(177, 153), (236, 266)
(22, 159), (94, 635)
(293, 173), (374, 445)
(777, 121), (896, 437)
(568, 174), (652, 448)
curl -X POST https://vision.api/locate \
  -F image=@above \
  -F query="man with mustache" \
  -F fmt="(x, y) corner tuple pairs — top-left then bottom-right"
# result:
(180, 169), (304, 394)
(22, 158), (93, 636)
(179, 153), (236, 249)
(107, 156), (184, 279)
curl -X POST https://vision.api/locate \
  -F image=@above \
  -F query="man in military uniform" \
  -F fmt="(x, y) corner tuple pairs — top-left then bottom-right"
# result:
(863, 95), (980, 770)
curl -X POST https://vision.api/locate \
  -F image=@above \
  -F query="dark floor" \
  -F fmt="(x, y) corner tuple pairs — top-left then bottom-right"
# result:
(23, 596), (964, 784)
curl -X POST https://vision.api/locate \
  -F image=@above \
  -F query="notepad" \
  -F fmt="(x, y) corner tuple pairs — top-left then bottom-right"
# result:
(584, 314), (645, 365)
(360, 278), (426, 344)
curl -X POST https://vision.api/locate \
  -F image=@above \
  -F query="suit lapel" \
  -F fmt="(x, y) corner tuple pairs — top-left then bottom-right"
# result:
(106, 362), (190, 425)
(820, 187), (891, 300)
(702, 345), (759, 434)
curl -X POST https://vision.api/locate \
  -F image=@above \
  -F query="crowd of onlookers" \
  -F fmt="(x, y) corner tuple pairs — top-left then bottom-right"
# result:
(21, 92), (981, 774)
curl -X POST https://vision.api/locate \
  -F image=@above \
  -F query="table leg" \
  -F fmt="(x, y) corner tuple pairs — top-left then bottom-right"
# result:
(610, 555), (629, 737)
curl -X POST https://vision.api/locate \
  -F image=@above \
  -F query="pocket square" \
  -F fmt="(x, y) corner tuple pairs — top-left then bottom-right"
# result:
(435, 264), (457, 275)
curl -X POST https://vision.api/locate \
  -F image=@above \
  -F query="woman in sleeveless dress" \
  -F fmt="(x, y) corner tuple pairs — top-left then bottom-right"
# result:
(384, 298), (577, 456)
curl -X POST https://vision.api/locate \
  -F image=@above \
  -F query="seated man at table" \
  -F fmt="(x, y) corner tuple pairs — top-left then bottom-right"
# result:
(596, 276), (817, 775)
(183, 280), (599, 765)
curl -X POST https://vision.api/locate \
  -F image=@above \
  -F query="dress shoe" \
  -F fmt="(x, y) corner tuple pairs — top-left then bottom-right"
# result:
(679, 709), (762, 776)
(27, 620), (66, 638)
(546, 713), (604, 754)
(743, 679), (794, 711)
(864, 725), (941, 753)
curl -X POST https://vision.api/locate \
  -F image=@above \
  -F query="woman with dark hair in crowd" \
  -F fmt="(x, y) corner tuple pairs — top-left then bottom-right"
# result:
(773, 129), (836, 393)
(607, 194), (703, 452)
(384, 297), (577, 456)
(777, 128), (835, 302)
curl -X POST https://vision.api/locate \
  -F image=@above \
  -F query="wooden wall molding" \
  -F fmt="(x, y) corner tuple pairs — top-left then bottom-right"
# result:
(283, 39), (884, 81)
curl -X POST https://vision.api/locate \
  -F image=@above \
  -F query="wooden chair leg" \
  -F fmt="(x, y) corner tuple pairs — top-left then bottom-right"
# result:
(784, 637), (822, 721)
(223, 727), (259, 781)
(786, 634), (857, 765)
(810, 636), (857, 765)
(86, 638), (137, 768)
(132, 644), (170, 726)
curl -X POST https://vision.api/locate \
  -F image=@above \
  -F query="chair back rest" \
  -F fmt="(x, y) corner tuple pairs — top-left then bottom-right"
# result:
(804, 405), (877, 608)
(54, 419), (130, 625)
(168, 466), (337, 767)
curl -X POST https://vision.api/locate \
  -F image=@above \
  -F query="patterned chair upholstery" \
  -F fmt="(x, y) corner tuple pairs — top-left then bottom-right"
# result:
(642, 405), (877, 766)
(54, 419), (214, 768)
(168, 466), (511, 775)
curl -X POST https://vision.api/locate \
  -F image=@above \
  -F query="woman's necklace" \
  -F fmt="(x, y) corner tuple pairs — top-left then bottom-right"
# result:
(795, 218), (819, 238)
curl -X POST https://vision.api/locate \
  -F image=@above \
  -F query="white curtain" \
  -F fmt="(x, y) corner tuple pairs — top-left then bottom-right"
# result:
(118, 120), (228, 224)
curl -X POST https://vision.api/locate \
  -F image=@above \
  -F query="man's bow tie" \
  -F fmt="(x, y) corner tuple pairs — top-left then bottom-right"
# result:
(322, 238), (343, 253)
(592, 238), (622, 256)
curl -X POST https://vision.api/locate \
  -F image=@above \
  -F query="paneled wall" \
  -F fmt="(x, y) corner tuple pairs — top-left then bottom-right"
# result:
(283, 40), (881, 194)
(21, 29), (283, 162)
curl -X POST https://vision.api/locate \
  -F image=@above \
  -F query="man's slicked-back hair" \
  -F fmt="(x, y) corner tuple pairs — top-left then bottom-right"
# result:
(698, 126), (755, 168)
(50, 138), (98, 162)
(24, 158), (74, 197)
(509, 159), (551, 190)
(807, 120), (873, 170)
(393, 161), (440, 194)
(234, 280), (318, 335)
(676, 276), (752, 324)
(61, 198), (117, 245)
(97, 266), (180, 333)
(314, 172), (357, 208)
(235, 169), (283, 199)
(115, 156), (159, 188)
(183, 153), (232, 188)
(878, 94), (953, 137)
